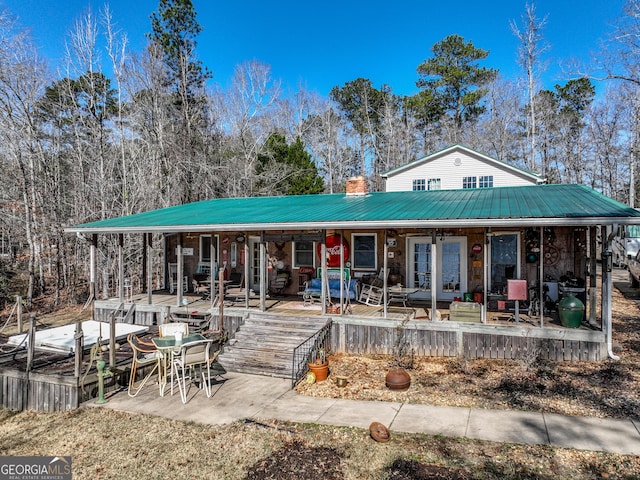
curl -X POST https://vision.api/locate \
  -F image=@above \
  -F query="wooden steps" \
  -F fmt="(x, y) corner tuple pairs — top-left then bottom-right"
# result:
(217, 314), (328, 378)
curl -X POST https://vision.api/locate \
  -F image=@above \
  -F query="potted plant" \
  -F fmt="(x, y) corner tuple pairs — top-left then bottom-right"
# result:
(308, 347), (329, 382)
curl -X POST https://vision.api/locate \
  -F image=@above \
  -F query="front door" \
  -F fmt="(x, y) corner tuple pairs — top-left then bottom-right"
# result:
(407, 236), (467, 300)
(438, 236), (466, 300)
(407, 236), (432, 301)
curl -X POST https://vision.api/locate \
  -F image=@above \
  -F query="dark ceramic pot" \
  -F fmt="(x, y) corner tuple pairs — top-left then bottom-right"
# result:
(558, 292), (584, 328)
(385, 368), (411, 391)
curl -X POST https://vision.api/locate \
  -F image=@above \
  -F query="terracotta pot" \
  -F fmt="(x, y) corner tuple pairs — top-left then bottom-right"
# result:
(308, 361), (329, 382)
(385, 368), (411, 391)
(369, 421), (390, 443)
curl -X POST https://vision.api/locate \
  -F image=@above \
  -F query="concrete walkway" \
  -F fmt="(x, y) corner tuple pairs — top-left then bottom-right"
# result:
(88, 372), (640, 456)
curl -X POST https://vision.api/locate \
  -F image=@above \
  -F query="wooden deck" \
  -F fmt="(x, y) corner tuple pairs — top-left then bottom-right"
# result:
(96, 292), (607, 363)
(0, 291), (606, 412)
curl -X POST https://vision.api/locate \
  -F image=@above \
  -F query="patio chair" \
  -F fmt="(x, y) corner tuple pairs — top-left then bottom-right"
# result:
(171, 338), (218, 403)
(127, 333), (160, 397)
(192, 279), (210, 298)
(359, 284), (384, 306)
(159, 322), (189, 337)
(224, 272), (257, 304)
(270, 271), (290, 295)
(168, 263), (188, 294)
(227, 271), (243, 288)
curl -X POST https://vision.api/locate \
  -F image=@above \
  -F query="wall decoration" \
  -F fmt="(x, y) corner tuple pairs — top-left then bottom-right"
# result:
(318, 233), (349, 267)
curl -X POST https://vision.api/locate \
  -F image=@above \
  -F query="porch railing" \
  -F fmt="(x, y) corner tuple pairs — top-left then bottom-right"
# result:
(291, 319), (332, 388)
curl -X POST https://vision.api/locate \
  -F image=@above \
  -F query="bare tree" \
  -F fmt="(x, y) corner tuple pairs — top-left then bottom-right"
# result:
(0, 13), (50, 305)
(214, 60), (282, 197)
(511, 2), (549, 173)
(475, 78), (523, 166)
(588, 87), (627, 201)
(303, 102), (353, 193)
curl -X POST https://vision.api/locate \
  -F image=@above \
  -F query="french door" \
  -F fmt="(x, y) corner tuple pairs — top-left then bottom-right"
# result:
(407, 236), (467, 300)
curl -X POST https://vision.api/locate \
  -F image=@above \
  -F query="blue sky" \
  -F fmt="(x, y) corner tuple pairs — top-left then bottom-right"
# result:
(0, 0), (626, 97)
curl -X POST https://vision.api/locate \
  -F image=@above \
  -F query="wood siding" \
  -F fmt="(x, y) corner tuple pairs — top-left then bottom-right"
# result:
(385, 150), (538, 192)
(0, 369), (80, 411)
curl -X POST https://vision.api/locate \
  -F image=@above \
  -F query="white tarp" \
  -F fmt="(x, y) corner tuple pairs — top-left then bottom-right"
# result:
(7, 320), (148, 354)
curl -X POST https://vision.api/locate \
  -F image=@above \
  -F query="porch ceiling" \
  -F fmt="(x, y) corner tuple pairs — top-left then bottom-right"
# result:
(65, 184), (640, 234)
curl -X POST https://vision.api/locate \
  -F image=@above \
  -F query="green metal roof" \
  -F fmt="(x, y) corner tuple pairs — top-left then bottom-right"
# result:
(65, 184), (640, 234)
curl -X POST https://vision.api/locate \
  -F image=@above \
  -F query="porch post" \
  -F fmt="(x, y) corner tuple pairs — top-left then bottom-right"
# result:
(539, 227), (544, 327)
(259, 240), (266, 311)
(431, 230), (437, 321)
(176, 234), (183, 307)
(339, 231), (345, 314)
(210, 234), (216, 309)
(218, 267), (224, 324)
(321, 232), (327, 315)
(142, 233), (147, 293)
(602, 224), (619, 359)
(90, 234), (97, 302)
(483, 229), (489, 323)
(118, 233), (124, 302)
(601, 228), (610, 335)
(383, 240), (388, 318)
(146, 233), (153, 305)
(243, 238), (250, 308)
(588, 226), (598, 326)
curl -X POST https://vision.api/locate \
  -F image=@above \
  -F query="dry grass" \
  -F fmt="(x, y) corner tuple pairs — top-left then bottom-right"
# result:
(0, 408), (638, 480)
(0, 279), (639, 478)
(296, 286), (640, 421)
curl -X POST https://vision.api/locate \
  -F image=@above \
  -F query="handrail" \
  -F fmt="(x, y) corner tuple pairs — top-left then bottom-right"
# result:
(122, 303), (135, 323)
(0, 296), (19, 335)
(291, 319), (332, 388)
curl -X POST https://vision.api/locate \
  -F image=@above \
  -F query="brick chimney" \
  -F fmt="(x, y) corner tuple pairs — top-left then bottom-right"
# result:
(346, 176), (368, 196)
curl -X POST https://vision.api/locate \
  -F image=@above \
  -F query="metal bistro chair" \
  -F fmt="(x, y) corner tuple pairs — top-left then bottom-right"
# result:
(171, 338), (218, 404)
(127, 333), (160, 397)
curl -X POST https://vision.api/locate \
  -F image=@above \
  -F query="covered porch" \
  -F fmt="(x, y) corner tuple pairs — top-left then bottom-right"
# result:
(68, 183), (640, 365)
(94, 284), (606, 363)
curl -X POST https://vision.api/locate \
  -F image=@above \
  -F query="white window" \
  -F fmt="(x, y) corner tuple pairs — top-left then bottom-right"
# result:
(479, 175), (494, 188)
(352, 233), (377, 270)
(293, 241), (315, 268)
(428, 178), (441, 190)
(412, 179), (426, 191)
(463, 176), (477, 189)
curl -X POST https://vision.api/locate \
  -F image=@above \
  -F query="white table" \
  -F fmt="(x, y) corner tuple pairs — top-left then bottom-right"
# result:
(7, 320), (148, 354)
(152, 333), (206, 396)
(387, 287), (418, 309)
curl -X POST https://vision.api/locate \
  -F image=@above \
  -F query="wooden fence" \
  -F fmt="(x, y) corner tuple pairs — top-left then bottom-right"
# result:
(330, 317), (605, 361)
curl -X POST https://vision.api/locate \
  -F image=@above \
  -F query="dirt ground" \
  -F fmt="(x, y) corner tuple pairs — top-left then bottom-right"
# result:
(1, 275), (639, 479)
(294, 283), (640, 421)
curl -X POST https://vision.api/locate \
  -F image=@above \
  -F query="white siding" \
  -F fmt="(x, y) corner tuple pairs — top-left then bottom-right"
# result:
(386, 151), (538, 192)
